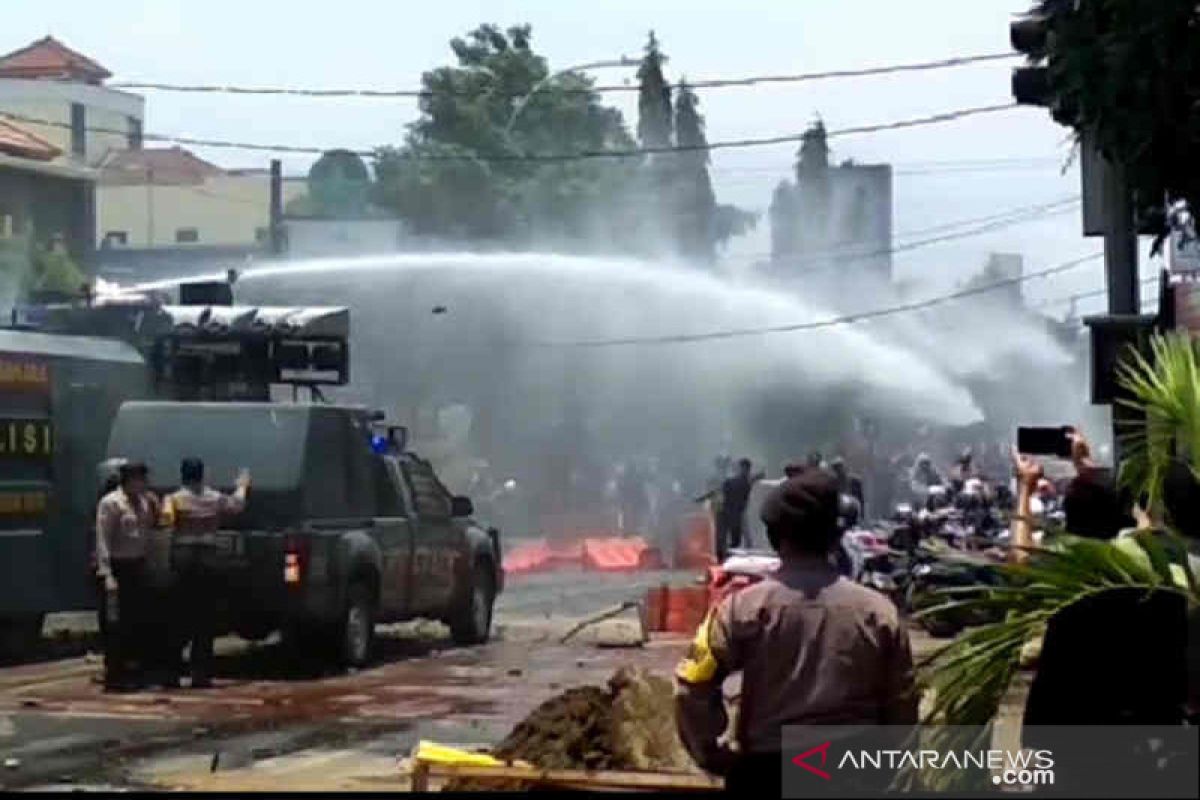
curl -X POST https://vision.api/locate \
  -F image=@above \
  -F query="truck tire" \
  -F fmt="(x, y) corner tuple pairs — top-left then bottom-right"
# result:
(336, 581), (376, 668)
(450, 562), (494, 646)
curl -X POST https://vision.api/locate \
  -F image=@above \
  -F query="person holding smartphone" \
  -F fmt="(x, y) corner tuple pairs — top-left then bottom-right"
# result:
(161, 459), (251, 689)
(1013, 428), (1189, 788)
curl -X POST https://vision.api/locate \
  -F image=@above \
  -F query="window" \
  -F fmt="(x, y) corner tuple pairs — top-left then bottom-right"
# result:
(70, 103), (86, 157)
(127, 117), (143, 150)
(175, 228), (199, 244)
(374, 458), (407, 517)
(102, 231), (128, 248)
(406, 463), (451, 518)
(0, 215), (13, 240)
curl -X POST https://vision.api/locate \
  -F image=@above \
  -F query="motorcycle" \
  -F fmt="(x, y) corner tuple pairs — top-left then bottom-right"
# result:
(901, 542), (1005, 637)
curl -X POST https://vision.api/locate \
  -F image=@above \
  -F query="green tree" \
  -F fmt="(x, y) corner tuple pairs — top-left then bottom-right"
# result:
(308, 149), (371, 218)
(636, 31), (672, 149)
(370, 24), (638, 246)
(671, 81), (757, 262)
(672, 81), (716, 262)
(1024, 0), (1200, 242)
(19, 237), (86, 300)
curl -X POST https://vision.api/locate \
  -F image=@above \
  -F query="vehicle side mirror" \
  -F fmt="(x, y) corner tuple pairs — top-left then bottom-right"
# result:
(451, 496), (474, 518)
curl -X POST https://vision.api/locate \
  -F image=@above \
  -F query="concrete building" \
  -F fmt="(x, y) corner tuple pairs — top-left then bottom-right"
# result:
(0, 37), (143, 168)
(95, 147), (305, 250)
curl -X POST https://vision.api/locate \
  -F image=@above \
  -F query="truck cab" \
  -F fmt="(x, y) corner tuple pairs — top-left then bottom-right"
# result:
(105, 401), (503, 666)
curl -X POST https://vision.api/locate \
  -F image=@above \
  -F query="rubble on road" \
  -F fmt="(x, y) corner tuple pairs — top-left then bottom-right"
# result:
(445, 667), (701, 791)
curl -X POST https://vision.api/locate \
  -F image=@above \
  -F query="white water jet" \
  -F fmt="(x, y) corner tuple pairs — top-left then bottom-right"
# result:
(222, 252), (983, 430)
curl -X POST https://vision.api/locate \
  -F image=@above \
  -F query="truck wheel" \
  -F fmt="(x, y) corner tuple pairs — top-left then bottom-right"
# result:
(450, 563), (494, 646)
(338, 582), (376, 668)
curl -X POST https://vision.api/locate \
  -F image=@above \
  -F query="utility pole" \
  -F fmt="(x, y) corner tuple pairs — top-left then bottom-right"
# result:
(145, 166), (155, 247)
(1011, 9), (1154, 465)
(1102, 161), (1139, 315)
(269, 159), (284, 256)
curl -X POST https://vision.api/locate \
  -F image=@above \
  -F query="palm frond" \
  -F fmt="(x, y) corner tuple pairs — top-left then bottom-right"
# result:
(1117, 333), (1200, 512)
(920, 534), (1196, 728)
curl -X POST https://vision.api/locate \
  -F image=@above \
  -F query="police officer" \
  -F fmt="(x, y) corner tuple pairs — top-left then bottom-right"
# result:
(95, 461), (161, 692)
(162, 458), (250, 689)
(675, 467), (917, 794)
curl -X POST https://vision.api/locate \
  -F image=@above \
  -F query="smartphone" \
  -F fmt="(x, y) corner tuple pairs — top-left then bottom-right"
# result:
(1017, 426), (1074, 458)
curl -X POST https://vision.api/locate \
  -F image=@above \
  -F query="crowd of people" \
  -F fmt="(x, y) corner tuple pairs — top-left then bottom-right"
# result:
(93, 459), (249, 692)
(674, 427), (1200, 794)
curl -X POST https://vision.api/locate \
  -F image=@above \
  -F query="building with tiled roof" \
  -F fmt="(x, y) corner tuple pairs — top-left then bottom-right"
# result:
(0, 36), (142, 167)
(0, 118), (61, 161)
(98, 147), (225, 186)
(0, 36), (112, 84)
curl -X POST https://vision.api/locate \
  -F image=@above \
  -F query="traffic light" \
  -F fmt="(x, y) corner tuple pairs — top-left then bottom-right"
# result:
(1010, 13), (1051, 106)
(1010, 3), (1079, 123)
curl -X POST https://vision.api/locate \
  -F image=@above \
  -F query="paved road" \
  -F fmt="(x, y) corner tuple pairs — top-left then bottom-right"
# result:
(0, 567), (968, 791)
(0, 568), (700, 791)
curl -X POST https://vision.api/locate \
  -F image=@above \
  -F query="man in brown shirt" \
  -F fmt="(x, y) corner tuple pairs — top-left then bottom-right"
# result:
(675, 467), (917, 793)
(95, 461), (161, 691)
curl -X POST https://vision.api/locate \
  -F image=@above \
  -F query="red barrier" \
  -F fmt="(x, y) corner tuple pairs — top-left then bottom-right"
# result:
(507, 535), (667, 575)
(546, 540), (584, 567)
(643, 584), (710, 633)
(582, 537), (652, 572)
(676, 511), (717, 570)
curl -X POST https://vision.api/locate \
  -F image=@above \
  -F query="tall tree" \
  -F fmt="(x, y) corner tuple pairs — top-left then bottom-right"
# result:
(636, 31), (673, 149)
(769, 120), (833, 266)
(672, 80), (717, 262)
(371, 24), (637, 246)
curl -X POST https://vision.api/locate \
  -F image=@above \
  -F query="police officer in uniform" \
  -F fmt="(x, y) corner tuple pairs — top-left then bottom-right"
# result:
(675, 468), (917, 794)
(95, 461), (161, 692)
(162, 458), (250, 688)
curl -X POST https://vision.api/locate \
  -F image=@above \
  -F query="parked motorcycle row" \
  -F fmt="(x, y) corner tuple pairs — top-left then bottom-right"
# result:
(842, 481), (1010, 638)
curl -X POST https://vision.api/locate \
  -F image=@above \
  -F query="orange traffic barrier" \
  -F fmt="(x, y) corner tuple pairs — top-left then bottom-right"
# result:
(676, 511), (717, 570)
(581, 537), (652, 572)
(663, 586), (710, 634)
(546, 540), (585, 567)
(503, 540), (553, 575)
(644, 585), (669, 632)
(644, 585), (710, 633)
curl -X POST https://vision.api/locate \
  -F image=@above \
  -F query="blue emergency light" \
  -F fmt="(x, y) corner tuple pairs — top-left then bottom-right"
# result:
(370, 434), (389, 455)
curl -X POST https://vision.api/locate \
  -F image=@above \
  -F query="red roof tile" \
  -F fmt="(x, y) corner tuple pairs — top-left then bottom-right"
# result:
(0, 118), (62, 161)
(98, 147), (226, 185)
(0, 36), (111, 83)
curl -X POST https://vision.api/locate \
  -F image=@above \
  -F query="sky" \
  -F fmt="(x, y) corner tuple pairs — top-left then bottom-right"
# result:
(6, 0), (1158, 314)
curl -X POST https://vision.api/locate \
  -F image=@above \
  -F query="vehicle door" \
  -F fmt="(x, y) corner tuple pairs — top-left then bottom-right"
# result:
(402, 459), (462, 613)
(372, 454), (414, 620)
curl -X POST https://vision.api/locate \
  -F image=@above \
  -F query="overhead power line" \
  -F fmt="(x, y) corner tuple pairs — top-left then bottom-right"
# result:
(0, 103), (1017, 161)
(535, 253), (1102, 348)
(1033, 273), (1160, 309)
(110, 52), (1019, 99)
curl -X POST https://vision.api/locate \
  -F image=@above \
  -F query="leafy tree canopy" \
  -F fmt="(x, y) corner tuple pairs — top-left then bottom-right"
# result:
(1030, 0), (1200, 242)
(308, 149), (371, 218)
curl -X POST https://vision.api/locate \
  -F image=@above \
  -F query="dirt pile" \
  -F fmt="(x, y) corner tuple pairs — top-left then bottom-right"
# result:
(444, 667), (701, 790)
